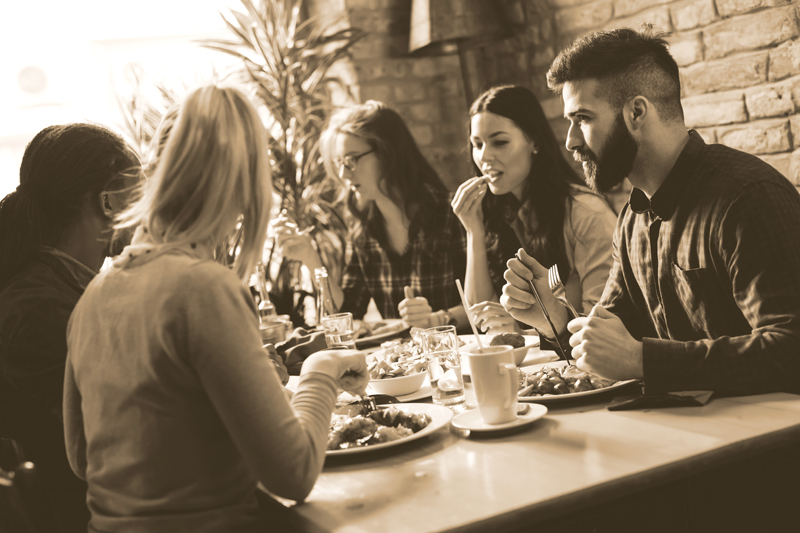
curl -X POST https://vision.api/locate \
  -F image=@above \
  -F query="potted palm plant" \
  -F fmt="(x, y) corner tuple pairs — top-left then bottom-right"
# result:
(116, 65), (182, 166)
(202, 0), (364, 327)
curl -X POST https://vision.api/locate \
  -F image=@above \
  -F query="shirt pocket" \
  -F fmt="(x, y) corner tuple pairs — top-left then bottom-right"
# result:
(670, 262), (713, 334)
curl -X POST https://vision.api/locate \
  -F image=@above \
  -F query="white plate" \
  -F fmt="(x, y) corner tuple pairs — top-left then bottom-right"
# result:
(355, 319), (410, 348)
(458, 333), (540, 350)
(451, 404), (548, 433)
(326, 403), (453, 456)
(367, 375), (433, 402)
(518, 360), (639, 404)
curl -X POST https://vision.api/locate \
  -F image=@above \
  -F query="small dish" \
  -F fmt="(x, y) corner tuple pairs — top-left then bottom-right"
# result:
(368, 371), (426, 396)
(451, 404), (548, 433)
(367, 375), (433, 402)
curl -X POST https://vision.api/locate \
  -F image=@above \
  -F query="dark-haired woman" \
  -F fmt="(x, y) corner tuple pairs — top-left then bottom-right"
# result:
(0, 123), (141, 532)
(453, 85), (616, 341)
(276, 101), (468, 329)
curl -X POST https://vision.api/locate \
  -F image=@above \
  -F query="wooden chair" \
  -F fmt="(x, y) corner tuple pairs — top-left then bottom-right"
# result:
(0, 438), (60, 533)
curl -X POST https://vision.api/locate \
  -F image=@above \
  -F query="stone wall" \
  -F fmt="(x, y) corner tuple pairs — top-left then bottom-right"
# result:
(318, 0), (800, 209)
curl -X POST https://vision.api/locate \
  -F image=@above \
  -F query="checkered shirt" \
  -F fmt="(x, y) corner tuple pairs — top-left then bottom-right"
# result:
(340, 188), (467, 320)
(601, 130), (800, 395)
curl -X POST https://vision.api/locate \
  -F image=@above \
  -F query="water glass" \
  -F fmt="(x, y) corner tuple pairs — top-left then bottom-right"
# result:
(321, 312), (357, 350)
(420, 325), (466, 411)
(259, 319), (286, 346)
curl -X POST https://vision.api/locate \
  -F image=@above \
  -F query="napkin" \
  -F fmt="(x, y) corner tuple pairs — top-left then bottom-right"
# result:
(607, 390), (714, 411)
(275, 328), (329, 375)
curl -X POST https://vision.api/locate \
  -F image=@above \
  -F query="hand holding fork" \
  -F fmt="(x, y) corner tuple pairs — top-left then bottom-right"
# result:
(508, 251), (572, 364)
(547, 264), (584, 318)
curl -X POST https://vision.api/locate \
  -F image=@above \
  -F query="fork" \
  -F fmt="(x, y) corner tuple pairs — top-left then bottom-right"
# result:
(340, 367), (379, 413)
(515, 253), (571, 365)
(547, 264), (583, 318)
(360, 395), (378, 413)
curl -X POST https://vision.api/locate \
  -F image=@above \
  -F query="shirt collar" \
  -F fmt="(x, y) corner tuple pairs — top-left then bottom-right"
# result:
(39, 246), (97, 290)
(629, 130), (705, 219)
(113, 226), (215, 269)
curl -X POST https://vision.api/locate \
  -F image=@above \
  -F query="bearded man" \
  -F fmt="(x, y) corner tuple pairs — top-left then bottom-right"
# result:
(502, 26), (800, 397)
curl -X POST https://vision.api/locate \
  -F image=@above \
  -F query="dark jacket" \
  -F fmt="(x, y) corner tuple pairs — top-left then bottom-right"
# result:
(0, 250), (90, 532)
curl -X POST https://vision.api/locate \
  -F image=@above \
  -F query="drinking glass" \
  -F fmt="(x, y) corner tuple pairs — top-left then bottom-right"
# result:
(258, 319), (286, 346)
(321, 312), (357, 350)
(420, 325), (466, 411)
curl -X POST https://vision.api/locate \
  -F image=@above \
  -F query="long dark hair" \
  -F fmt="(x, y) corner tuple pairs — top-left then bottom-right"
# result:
(321, 101), (447, 246)
(0, 123), (140, 287)
(469, 85), (585, 287)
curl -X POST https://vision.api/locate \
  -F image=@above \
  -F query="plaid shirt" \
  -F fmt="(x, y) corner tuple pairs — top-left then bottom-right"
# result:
(601, 130), (800, 395)
(341, 188), (467, 319)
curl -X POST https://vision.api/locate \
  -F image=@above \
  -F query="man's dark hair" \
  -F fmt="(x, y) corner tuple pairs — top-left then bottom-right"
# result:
(547, 25), (684, 121)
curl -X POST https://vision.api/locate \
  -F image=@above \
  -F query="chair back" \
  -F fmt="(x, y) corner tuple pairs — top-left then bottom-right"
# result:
(0, 439), (60, 533)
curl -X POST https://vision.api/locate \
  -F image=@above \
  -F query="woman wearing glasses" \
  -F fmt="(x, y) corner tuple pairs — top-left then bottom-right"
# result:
(453, 85), (616, 340)
(277, 100), (468, 328)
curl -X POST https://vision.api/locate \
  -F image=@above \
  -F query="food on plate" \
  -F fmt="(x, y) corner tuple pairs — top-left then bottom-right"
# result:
(367, 339), (426, 379)
(327, 405), (432, 450)
(517, 365), (618, 397)
(489, 332), (526, 349)
(355, 320), (407, 340)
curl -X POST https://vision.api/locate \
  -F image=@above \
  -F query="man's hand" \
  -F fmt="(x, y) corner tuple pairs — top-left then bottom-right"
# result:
(500, 248), (568, 333)
(398, 286), (434, 328)
(567, 305), (644, 381)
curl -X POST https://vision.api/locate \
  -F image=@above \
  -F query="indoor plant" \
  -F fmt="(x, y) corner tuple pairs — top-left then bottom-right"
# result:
(202, 0), (364, 327)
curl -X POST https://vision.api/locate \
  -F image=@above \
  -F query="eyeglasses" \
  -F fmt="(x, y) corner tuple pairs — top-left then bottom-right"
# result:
(334, 150), (374, 177)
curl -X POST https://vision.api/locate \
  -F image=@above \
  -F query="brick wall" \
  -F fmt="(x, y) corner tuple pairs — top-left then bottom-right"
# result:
(316, 0), (800, 208)
(311, 0), (473, 190)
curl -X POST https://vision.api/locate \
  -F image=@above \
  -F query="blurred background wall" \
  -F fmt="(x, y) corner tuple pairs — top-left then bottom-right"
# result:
(2, 0), (798, 213)
(314, 0), (800, 213)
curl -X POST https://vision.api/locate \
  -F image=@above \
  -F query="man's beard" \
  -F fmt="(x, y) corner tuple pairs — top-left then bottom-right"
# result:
(574, 112), (637, 193)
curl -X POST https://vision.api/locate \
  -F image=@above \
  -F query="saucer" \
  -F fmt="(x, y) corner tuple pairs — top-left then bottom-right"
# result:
(451, 404), (548, 433)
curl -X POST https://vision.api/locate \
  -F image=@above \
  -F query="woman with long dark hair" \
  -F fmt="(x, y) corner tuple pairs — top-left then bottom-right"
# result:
(0, 123), (142, 532)
(277, 100), (468, 329)
(453, 85), (616, 340)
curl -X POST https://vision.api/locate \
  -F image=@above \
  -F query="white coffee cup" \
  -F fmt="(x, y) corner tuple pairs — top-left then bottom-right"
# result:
(467, 345), (518, 424)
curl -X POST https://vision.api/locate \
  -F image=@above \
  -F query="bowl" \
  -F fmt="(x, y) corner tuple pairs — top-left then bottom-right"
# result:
(461, 341), (530, 366)
(368, 371), (427, 396)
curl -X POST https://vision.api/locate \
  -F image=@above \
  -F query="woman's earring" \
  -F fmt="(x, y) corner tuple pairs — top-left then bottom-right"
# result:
(532, 146), (539, 155)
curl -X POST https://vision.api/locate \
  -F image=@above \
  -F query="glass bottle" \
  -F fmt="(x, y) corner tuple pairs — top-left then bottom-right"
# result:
(314, 267), (336, 326)
(254, 263), (276, 322)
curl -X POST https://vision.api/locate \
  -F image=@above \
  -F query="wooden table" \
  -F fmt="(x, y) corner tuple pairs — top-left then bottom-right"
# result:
(276, 353), (800, 532)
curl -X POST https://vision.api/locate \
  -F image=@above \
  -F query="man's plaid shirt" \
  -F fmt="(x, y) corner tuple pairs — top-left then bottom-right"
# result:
(601, 130), (800, 395)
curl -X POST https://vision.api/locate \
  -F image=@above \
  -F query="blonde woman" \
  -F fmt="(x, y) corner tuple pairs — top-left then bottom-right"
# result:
(64, 85), (368, 532)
